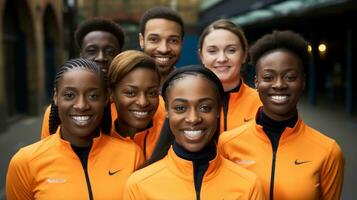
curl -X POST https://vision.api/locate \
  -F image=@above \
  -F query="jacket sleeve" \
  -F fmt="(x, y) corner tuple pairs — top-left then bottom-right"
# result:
(6, 150), (33, 200)
(248, 176), (265, 200)
(40, 105), (52, 139)
(320, 141), (344, 200)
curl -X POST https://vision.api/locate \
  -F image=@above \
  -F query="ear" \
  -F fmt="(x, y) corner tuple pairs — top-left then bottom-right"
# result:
(139, 33), (144, 49)
(53, 89), (58, 106)
(254, 75), (258, 89)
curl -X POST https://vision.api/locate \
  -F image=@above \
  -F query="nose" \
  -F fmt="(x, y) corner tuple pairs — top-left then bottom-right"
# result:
(136, 93), (149, 107)
(217, 51), (228, 63)
(73, 95), (90, 111)
(94, 50), (107, 62)
(272, 77), (287, 89)
(185, 108), (202, 124)
(157, 41), (169, 53)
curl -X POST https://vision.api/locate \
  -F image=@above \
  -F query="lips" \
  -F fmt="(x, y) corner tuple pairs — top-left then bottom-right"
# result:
(270, 95), (289, 104)
(213, 65), (230, 72)
(71, 115), (92, 126)
(130, 110), (153, 119)
(183, 129), (206, 141)
(154, 55), (173, 65)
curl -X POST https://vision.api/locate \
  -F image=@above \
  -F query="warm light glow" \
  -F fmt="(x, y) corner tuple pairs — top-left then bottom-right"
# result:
(307, 44), (312, 53)
(318, 43), (327, 53)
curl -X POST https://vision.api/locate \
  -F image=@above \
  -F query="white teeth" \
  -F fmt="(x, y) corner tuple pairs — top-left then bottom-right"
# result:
(132, 111), (149, 117)
(183, 130), (204, 140)
(72, 116), (91, 126)
(155, 57), (170, 64)
(271, 95), (287, 101)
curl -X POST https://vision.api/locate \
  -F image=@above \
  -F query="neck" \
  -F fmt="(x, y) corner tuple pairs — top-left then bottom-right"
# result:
(60, 127), (97, 147)
(222, 78), (241, 92)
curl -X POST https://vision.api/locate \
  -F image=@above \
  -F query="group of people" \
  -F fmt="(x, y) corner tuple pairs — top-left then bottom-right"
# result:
(6, 6), (344, 200)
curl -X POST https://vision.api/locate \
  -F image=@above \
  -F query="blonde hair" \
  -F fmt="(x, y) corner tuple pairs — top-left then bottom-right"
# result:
(108, 50), (159, 88)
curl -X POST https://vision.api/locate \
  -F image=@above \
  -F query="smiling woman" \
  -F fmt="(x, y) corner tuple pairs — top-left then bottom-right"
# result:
(6, 58), (144, 200)
(219, 30), (344, 200)
(108, 50), (166, 159)
(123, 65), (264, 200)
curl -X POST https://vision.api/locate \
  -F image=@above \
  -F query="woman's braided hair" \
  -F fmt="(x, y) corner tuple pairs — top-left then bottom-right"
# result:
(49, 58), (111, 135)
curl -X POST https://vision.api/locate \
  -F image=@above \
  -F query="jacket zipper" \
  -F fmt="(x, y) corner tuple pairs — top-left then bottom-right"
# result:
(269, 149), (277, 200)
(83, 165), (94, 200)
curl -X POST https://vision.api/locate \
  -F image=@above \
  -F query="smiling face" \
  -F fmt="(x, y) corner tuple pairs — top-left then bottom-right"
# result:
(54, 69), (107, 147)
(255, 50), (305, 121)
(81, 31), (120, 73)
(111, 67), (160, 133)
(166, 75), (219, 152)
(139, 18), (183, 79)
(200, 29), (246, 91)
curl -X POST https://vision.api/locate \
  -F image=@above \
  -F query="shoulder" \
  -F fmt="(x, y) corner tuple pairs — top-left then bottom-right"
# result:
(10, 135), (55, 166)
(219, 122), (253, 145)
(127, 158), (167, 185)
(303, 123), (342, 152)
(101, 134), (142, 154)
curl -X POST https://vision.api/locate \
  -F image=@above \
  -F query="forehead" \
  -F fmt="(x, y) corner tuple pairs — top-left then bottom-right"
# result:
(168, 75), (217, 100)
(257, 50), (303, 72)
(82, 30), (120, 47)
(118, 67), (160, 85)
(58, 69), (102, 88)
(203, 29), (240, 47)
(144, 18), (182, 38)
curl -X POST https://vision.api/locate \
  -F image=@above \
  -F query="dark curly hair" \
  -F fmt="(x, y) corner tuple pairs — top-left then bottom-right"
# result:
(74, 17), (125, 51)
(49, 58), (111, 135)
(249, 30), (309, 73)
(139, 6), (184, 37)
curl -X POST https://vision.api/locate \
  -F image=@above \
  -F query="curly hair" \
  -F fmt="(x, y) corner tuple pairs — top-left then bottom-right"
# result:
(74, 17), (125, 51)
(139, 6), (184, 37)
(49, 58), (111, 135)
(249, 30), (309, 73)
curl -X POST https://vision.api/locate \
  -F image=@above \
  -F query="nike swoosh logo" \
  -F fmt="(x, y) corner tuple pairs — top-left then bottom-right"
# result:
(294, 160), (311, 165)
(244, 118), (253, 122)
(108, 169), (121, 176)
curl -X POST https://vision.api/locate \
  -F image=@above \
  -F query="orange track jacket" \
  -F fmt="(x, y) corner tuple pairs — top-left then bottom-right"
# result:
(124, 146), (265, 200)
(220, 82), (261, 132)
(7, 129), (144, 200)
(218, 116), (344, 200)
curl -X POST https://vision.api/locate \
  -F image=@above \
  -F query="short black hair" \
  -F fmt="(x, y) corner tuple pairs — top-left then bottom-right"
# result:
(139, 6), (184, 37)
(250, 30), (309, 73)
(74, 17), (125, 51)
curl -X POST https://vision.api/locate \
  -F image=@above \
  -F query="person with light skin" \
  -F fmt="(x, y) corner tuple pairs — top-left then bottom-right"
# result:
(108, 50), (166, 159)
(123, 65), (264, 200)
(219, 30), (344, 200)
(6, 58), (144, 200)
(199, 19), (261, 132)
(41, 18), (125, 138)
(139, 6), (184, 86)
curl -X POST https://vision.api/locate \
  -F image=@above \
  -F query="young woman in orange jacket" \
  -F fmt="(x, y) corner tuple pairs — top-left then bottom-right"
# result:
(124, 65), (264, 200)
(6, 58), (143, 199)
(219, 30), (344, 200)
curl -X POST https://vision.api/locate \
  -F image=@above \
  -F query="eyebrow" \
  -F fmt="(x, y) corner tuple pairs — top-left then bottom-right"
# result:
(172, 97), (215, 103)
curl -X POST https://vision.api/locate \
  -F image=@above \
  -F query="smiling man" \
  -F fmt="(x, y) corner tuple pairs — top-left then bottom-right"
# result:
(139, 6), (184, 85)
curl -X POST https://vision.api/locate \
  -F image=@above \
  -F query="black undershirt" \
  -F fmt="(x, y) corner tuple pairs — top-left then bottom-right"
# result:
(256, 109), (298, 150)
(173, 141), (216, 200)
(222, 82), (241, 131)
(72, 145), (93, 200)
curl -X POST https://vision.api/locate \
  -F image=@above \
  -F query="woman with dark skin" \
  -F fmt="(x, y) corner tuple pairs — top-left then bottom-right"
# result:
(219, 30), (344, 200)
(124, 65), (264, 200)
(7, 58), (143, 199)
(199, 19), (261, 132)
(108, 50), (165, 159)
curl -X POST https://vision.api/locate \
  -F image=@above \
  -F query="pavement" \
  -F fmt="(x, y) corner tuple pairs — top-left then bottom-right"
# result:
(0, 99), (356, 199)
